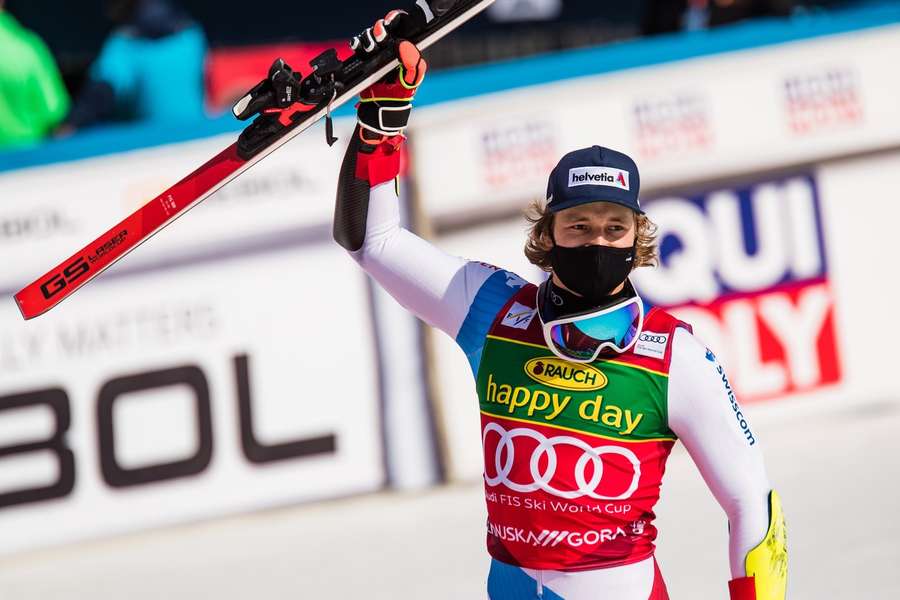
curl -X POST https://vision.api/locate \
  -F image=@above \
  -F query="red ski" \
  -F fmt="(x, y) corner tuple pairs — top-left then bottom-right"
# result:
(15, 0), (495, 320)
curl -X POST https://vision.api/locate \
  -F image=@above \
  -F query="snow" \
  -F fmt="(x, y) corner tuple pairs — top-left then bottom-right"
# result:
(0, 397), (897, 599)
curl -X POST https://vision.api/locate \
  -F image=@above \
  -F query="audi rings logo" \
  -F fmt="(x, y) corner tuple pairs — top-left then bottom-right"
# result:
(638, 333), (668, 344)
(482, 422), (641, 500)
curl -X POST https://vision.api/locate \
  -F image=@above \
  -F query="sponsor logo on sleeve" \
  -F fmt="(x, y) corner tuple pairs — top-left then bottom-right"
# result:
(568, 167), (630, 191)
(501, 302), (537, 330)
(504, 273), (527, 289)
(633, 331), (669, 360)
(715, 361), (756, 446)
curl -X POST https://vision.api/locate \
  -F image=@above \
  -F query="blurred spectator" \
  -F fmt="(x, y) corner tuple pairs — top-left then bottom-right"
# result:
(643, 0), (797, 34)
(643, 0), (689, 34)
(61, 0), (207, 133)
(0, 0), (70, 149)
(708, 0), (795, 26)
(487, 0), (564, 22)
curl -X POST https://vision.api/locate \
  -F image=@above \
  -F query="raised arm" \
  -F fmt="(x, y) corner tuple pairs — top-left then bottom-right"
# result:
(335, 132), (498, 337)
(667, 328), (788, 600)
(333, 28), (523, 343)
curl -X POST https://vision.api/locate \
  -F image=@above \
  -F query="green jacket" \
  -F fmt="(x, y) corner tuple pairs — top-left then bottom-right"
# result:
(0, 11), (70, 149)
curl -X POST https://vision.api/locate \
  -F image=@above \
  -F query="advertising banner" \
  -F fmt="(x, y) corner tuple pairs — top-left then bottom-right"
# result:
(0, 121), (389, 555)
(0, 245), (385, 556)
(0, 122), (352, 292)
(632, 175), (841, 401)
(411, 24), (900, 218)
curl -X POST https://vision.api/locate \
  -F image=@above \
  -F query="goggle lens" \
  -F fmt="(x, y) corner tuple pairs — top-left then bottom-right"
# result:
(547, 299), (642, 362)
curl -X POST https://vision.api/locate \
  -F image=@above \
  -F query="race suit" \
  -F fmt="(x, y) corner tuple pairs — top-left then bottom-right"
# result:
(334, 133), (772, 599)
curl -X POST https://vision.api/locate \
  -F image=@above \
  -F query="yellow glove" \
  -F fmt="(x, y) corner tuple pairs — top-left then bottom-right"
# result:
(729, 490), (788, 600)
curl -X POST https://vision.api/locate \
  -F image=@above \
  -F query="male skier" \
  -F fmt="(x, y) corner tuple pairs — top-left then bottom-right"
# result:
(333, 11), (788, 599)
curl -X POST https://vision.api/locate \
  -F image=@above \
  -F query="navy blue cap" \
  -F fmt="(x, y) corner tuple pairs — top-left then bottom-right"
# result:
(546, 146), (642, 214)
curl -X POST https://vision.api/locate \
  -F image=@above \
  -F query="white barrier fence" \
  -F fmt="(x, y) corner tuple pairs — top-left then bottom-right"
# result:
(412, 23), (900, 215)
(0, 123), (391, 555)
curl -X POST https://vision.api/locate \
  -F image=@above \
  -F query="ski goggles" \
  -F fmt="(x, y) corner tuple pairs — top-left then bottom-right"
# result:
(541, 296), (644, 363)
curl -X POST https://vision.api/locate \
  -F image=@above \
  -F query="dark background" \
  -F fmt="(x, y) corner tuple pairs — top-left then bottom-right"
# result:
(6, 0), (856, 98)
(7, 1), (641, 56)
(5, 0), (640, 96)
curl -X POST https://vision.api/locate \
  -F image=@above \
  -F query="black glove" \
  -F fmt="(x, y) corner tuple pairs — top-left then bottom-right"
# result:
(350, 10), (428, 143)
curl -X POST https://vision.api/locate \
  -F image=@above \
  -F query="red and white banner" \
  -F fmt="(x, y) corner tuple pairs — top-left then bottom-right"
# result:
(632, 175), (841, 401)
(411, 23), (900, 216)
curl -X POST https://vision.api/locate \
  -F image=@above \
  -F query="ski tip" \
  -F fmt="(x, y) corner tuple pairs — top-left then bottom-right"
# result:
(14, 293), (33, 321)
(13, 289), (46, 321)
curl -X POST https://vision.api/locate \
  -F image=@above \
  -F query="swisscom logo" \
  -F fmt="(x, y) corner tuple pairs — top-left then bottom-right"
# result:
(524, 357), (607, 391)
(568, 167), (630, 190)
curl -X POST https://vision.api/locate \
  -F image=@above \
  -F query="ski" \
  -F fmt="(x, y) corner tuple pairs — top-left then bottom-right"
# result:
(14, 0), (495, 320)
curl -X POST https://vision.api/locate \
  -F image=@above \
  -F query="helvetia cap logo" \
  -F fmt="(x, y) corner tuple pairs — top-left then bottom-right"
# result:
(524, 357), (608, 391)
(567, 167), (630, 191)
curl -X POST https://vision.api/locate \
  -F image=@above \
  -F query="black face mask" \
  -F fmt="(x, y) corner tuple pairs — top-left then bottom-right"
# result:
(548, 244), (635, 304)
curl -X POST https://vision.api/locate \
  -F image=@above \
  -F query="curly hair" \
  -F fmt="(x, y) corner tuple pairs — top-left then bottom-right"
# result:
(523, 198), (659, 272)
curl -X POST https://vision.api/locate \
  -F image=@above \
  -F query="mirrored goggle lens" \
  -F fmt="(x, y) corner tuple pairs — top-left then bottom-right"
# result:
(548, 301), (641, 361)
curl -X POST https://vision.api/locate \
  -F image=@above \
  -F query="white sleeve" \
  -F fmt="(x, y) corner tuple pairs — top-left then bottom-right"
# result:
(349, 180), (500, 338)
(667, 327), (772, 579)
